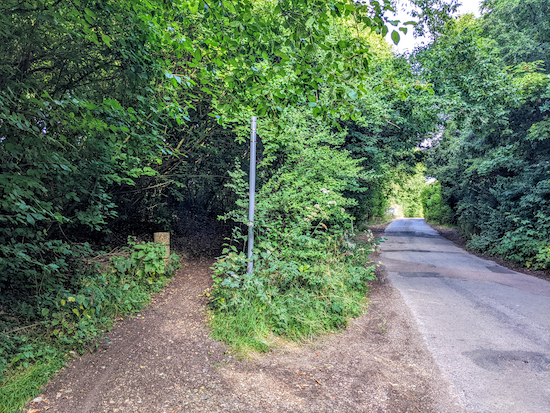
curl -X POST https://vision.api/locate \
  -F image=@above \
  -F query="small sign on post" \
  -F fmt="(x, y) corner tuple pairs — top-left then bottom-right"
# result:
(153, 232), (170, 265)
(247, 116), (257, 274)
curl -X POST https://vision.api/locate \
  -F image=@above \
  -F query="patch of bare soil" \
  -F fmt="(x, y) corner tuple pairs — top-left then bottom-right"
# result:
(367, 223), (391, 239)
(427, 223), (550, 283)
(27, 259), (464, 413)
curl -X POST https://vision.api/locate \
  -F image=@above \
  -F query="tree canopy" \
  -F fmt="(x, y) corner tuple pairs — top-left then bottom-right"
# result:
(417, 3), (550, 269)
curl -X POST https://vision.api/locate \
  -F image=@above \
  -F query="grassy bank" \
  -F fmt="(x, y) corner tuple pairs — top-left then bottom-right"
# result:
(0, 241), (180, 413)
(209, 232), (377, 355)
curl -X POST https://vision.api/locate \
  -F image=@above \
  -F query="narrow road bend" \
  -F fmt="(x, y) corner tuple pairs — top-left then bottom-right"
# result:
(378, 218), (550, 413)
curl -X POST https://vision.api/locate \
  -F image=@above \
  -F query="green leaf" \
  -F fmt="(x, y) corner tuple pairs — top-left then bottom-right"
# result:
(223, 0), (235, 13)
(391, 30), (400, 45)
(101, 34), (112, 47)
(348, 90), (359, 100)
(84, 8), (96, 18)
(87, 32), (100, 46)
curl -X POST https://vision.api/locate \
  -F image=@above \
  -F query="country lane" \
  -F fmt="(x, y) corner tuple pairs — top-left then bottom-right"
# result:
(378, 218), (550, 413)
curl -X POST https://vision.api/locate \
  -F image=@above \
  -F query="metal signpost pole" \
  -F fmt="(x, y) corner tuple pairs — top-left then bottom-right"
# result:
(247, 116), (257, 274)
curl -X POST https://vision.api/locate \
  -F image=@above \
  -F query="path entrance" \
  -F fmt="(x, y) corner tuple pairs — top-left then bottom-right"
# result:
(28, 254), (462, 412)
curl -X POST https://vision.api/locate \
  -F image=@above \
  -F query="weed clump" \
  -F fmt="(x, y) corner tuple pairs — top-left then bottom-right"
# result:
(209, 120), (377, 353)
(210, 232), (375, 353)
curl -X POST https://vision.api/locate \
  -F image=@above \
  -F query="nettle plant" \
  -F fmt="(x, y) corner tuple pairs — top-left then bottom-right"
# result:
(2, 240), (180, 376)
(41, 239), (180, 345)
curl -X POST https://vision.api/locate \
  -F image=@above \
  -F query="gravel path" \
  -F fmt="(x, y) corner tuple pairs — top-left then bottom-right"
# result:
(27, 258), (464, 413)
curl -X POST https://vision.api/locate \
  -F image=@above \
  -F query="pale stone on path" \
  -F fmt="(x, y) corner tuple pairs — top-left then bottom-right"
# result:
(154, 232), (170, 265)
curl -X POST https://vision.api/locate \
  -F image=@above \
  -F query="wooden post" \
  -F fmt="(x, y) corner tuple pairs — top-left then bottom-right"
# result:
(154, 232), (170, 265)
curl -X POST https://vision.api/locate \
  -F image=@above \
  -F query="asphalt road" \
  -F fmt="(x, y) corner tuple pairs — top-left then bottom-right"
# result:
(378, 218), (550, 413)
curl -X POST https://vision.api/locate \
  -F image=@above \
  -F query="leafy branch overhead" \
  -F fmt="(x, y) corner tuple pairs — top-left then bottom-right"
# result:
(153, 0), (406, 120)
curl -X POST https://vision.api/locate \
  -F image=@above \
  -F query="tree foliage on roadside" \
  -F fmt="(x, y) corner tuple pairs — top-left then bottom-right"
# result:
(0, 0), (395, 308)
(480, 0), (550, 71)
(206, 6), (438, 350)
(421, 181), (452, 224)
(418, 6), (550, 269)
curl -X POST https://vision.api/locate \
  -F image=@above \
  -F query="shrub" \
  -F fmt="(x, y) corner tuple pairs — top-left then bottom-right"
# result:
(0, 240), (180, 412)
(209, 113), (376, 352)
(210, 231), (375, 352)
(421, 181), (453, 225)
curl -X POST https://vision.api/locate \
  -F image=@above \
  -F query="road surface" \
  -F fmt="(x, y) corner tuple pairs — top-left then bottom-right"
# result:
(378, 218), (550, 413)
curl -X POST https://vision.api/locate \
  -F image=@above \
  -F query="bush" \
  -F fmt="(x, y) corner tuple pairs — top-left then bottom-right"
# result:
(209, 111), (376, 353)
(467, 210), (550, 270)
(210, 231), (375, 353)
(421, 181), (453, 225)
(0, 240), (180, 413)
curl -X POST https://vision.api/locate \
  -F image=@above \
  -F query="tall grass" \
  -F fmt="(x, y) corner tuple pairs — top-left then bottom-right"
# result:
(209, 232), (375, 355)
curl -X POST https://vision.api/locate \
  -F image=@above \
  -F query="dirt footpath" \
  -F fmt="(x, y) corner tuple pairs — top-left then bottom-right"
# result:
(27, 259), (464, 413)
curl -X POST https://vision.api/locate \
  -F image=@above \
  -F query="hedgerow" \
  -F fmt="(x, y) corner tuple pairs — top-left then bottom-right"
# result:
(418, 13), (550, 269)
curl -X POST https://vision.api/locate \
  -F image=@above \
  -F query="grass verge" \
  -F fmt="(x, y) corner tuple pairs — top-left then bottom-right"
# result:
(0, 359), (64, 413)
(209, 232), (376, 356)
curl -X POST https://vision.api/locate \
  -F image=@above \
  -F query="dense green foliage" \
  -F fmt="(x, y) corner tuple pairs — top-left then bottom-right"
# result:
(206, 16), (437, 351)
(418, 1), (550, 269)
(0, 240), (180, 413)
(210, 107), (374, 351)
(390, 163), (427, 217)
(421, 181), (452, 224)
(341, 53), (438, 219)
(407, 0), (460, 38)
(6, 0), (548, 408)
(1, 0), (431, 406)
(0, 0), (403, 311)
(480, 0), (550, 70)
